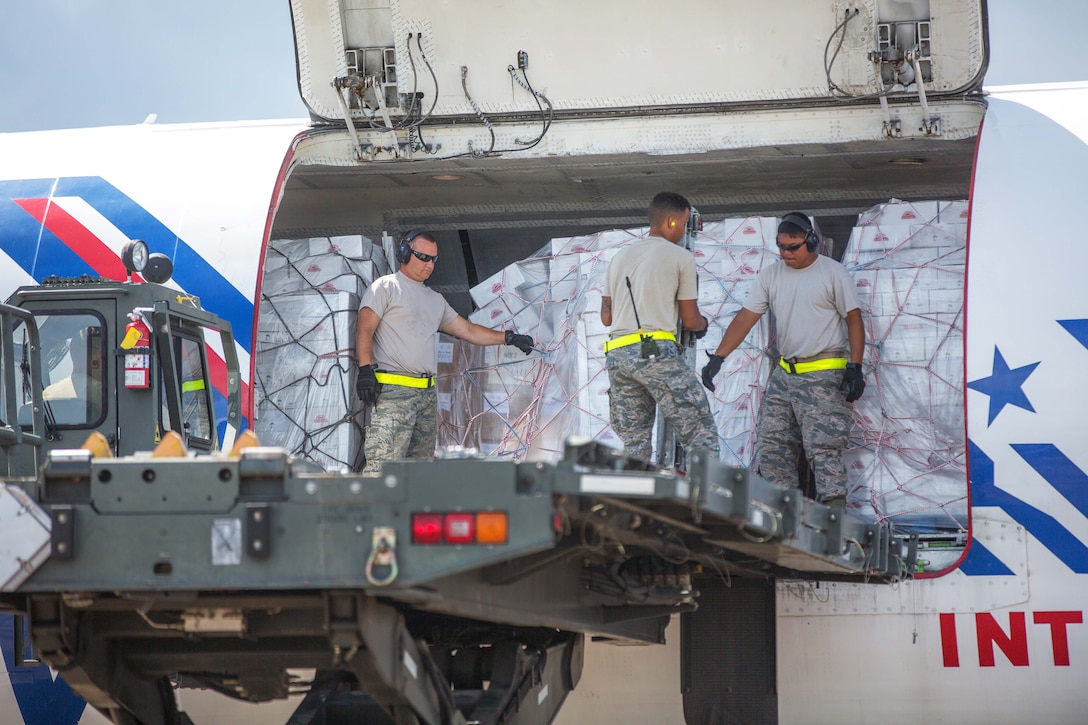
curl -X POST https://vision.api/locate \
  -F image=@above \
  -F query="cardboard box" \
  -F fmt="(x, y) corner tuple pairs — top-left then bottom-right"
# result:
(550, 228), (646, 257)
(471, 264), (526, 308)
(270, 235), (374, 261)
(856, 199), (945, 227)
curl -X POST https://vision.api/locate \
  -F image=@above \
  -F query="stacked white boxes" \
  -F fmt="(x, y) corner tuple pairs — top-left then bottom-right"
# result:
(440, 230), (635, 459)
(842, 199), (969, 531)
(437, 219), (781, 465)
(254, 236), (389, 470)
(262, 235), (383, 299)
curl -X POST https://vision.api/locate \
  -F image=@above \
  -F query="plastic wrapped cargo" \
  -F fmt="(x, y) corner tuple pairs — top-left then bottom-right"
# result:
(262, 235), (380, 299)
(842, 203), (968, 532)
(254, 235), (390, 470)
(691, 219), (780, 466)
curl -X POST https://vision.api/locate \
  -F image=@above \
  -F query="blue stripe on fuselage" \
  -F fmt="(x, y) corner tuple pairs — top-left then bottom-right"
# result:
(0, 180), (91, 280)
(0, 613), (86, 725)
(968, 439), (1088, 573)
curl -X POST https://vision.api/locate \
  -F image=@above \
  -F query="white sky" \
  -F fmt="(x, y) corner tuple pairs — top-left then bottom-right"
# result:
(0, 1), (1084, 132)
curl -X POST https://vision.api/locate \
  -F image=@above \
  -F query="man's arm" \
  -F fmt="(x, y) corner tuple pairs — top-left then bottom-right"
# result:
(600, 296), (612, 326)
(441, 316), (508, 347)
(355, 307), (382, 406)
(711, 308), (763, 359)
(845, 308), (865, 364)
(355, 307), (380, 365)
(678, 299), (708, 332)
(701, 307), (762, 392)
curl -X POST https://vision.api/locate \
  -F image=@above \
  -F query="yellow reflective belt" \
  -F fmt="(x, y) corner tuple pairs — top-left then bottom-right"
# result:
(778, 357), (848, 374)
(181, 379), (206, 392)
(603, 331), (677, 353)
(375, 371), (434, 389)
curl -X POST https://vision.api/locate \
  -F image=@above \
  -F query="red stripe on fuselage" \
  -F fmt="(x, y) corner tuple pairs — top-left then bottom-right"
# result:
(15, 197), (134, 280)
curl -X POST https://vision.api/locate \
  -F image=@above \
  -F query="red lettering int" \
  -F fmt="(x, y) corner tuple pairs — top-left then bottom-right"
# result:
(939, 610), (1083, 667)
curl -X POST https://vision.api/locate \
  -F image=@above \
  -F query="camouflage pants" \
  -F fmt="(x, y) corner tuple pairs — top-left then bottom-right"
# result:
(757, 366), (851, 500)
(606, 341), (718, 462)
(363, 385), (436, 472)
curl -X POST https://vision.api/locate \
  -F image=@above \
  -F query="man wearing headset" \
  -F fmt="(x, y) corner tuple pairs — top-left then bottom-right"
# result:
(355, 231), (534, 472)
(700, 213), (865, 506)
(601, 191), (718, 464)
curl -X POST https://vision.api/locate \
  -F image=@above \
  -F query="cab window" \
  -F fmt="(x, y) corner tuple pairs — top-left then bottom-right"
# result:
(160, 334), (212, 447)
(28, 313), (107, 428)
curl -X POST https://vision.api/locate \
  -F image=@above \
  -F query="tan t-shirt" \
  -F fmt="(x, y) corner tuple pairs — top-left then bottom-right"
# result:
(603, 236), (698, 337)
(361, 271), (459, 376)
(743, 255), (860, 360)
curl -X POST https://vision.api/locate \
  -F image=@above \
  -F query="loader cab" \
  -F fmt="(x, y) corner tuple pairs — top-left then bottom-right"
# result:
(2, 244), (241, 473)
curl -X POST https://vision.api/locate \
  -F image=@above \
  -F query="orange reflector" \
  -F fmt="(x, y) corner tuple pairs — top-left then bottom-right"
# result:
(228, 429), (261, 457)
(81, 431), (113, 458)
(476, 512), (508, 545)
(152, 430), (188, 458)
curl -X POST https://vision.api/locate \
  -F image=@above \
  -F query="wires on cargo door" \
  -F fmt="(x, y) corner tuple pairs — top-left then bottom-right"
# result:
(506, 56), (553, 150)
(454, 51), (554, 159)
(824, 8), (888, 102)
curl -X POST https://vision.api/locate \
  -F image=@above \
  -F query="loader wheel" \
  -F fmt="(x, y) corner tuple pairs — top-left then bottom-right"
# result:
(106, 676), (181, 725)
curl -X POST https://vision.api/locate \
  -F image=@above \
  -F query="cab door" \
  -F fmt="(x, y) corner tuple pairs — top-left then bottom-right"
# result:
(157, 323), (217, 453)
(20, 300), (118, 458)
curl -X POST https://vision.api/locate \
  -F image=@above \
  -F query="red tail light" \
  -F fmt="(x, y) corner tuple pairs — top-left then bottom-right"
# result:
(411, 513), (443, 544)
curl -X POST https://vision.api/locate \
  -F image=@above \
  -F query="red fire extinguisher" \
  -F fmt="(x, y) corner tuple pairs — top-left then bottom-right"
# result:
(120, 312), (151, 389)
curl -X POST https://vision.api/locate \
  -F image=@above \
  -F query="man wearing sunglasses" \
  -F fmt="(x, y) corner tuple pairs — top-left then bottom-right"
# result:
(700, 213), (865, 507)
(355, 230), (535, 472)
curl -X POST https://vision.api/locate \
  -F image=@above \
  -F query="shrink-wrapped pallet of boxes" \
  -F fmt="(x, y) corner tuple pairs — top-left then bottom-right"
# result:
(254, 235), (389, 470)
(437, 230), (633, 459)
(691, 218), (780, 466)
(843, 200), (969, 532)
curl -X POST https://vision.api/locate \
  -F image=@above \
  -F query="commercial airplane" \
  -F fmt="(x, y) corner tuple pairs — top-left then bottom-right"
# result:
(4, 1), (1088, 722)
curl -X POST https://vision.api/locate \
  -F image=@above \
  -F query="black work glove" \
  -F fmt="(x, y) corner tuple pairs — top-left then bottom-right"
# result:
(841, 362), (865, 403)
(504, 330), (534, 355)
(701, 352), (724, 392)
(356, 364), (379, 406)
(692, 315), (710, 340)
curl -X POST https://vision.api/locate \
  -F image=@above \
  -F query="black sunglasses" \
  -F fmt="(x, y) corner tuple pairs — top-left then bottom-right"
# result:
(776, 241), (806, 253)
(410, 249), (438, 263)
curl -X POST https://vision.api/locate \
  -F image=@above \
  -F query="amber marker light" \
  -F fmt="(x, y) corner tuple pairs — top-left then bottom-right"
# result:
(476, 512), (508, 545)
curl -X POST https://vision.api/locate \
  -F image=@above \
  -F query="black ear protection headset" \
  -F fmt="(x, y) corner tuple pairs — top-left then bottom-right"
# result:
(396, 229), (424, 265)
(781, 213), (819, 252)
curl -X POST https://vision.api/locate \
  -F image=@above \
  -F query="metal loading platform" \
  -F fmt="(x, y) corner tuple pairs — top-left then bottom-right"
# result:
(2, 439), (915, 725)
(551, 439), (917, 581)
